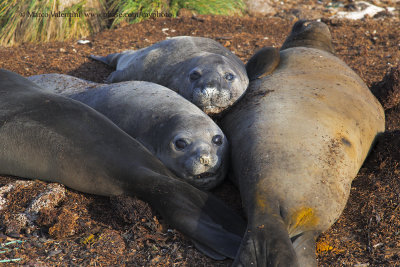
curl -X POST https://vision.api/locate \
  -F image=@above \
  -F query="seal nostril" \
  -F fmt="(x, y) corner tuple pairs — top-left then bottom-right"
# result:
(199, 156), (211, 166)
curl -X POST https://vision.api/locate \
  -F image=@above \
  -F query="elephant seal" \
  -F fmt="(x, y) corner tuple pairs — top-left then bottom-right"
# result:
(0, 68), (246, 260)
(90, 36), (249, 115)
(220, 20), (385, 266)
(28, 74), (228, 190)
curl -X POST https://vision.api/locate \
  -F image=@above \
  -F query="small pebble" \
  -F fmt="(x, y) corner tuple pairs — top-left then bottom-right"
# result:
(77, 40), (90, 44)
(48, 249), (62, 257)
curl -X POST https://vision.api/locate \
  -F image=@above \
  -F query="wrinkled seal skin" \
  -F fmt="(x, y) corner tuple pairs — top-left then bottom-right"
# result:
(90, 36), (249, 115)
(220, 20), (385, 266)
(0, 69), (246, 260)
(28, 74), (228, 190)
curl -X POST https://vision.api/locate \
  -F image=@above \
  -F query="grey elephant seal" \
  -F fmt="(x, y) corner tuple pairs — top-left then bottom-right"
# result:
(90, 36), (249, 115)
(28, 74), (228, 190)
(220, 20), (385, 266)
(0, 69), (246, 260)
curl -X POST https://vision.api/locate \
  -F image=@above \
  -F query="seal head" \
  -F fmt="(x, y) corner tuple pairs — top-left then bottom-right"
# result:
(281, 19), (335, 54)
(179, 54), (249, 115)
(156, 114), (228, 189)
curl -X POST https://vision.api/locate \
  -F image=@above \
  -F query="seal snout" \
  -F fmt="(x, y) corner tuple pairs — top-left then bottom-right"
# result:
(182, 141), (224, 188)
(189, 147), (219, 175)
(189, 67), (236, 114)
(198, 86), (218, 97)
(199, 153), (212, 166)
(193, 151), (218, 179)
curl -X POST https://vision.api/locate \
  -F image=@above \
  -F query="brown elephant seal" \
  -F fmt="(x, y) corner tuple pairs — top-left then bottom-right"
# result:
(28, 74), (228, 190)
(0, 69), (246, 260)
(220, 20), (385, 266)
(90, 36), (249, 115)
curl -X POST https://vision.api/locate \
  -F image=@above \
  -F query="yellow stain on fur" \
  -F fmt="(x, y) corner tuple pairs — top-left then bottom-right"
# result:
(254, 187), (275, 210)
(254, 189), (274, 214)
(255, 191), (267, 209)
(289, 207), (319, 232)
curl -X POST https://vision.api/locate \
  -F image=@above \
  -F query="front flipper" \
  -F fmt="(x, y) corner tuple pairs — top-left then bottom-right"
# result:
(187, 197), (247, 259)
(127, 169), (246, 260)
(234, 230), (299, 267)
(192, 240), (227, 260)
(245, 47), (280, 81)
(233, 216), (299, 266)
(292, 231), (318, 267)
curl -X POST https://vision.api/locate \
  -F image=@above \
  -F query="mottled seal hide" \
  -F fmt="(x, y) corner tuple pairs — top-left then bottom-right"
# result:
(0, 69), (246, 260)
(28, 74), (228, 190)
(90, 36), (249, 115)
(221, 20), (385, 266)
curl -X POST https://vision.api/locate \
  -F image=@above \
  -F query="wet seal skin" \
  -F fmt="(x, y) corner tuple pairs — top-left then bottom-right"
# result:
(28, 74), (228, 190)
(220, 20), (385, 266)
(0, 69), (246, 261)
(90, 36), (249, 115)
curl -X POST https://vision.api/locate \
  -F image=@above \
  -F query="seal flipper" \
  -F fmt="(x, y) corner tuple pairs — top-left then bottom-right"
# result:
(281, 20), (335, 54)
(105, 69), (132, 83)
(90, 55), (110, 65)
(191, 240), (227, 260)
(155, 188), (246, 259)
(233, 221), (299, 267)
(126, 169), (246, 260)
(245, 47), (280, 81)
(189, 209), (245, 259)
(90, 51), (131, 68)
(292, 231), (318, 267)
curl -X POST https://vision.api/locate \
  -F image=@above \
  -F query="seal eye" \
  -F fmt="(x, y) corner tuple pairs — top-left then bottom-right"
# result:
(212, 135), (223, 146)
(190, 71), (201, 81)
(190, 71), (202, 81)
(224, 73), (235, 81)
(175, 139), (188, 150)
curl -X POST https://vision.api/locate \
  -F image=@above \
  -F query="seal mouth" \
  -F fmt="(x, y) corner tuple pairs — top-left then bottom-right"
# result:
(184, 168), (225, 190)
(194, 172), (215, 179)
(201, 105), (225, 115)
